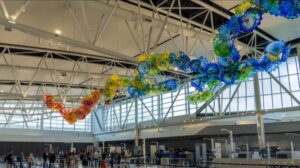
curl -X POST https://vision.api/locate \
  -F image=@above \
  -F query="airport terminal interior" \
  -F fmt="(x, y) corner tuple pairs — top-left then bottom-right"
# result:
(0, 0), (300, 167)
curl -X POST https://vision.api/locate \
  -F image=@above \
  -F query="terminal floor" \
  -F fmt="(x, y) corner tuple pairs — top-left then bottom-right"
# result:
(0, 164), (197, 168)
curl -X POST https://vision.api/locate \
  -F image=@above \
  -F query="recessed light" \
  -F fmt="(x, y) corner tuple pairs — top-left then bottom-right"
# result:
(23, 92), (27, 97)
(55, 29), (62, 35)
(8, 20), (16, 24)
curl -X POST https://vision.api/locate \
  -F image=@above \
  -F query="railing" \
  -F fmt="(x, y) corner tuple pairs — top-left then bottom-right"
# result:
(212, 158), (300, 168)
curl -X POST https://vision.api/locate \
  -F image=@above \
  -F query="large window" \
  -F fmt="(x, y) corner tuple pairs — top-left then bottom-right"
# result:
(0, 100), (92, 132)
(94, 56), (300, 132)
(260, 56), (300, 110)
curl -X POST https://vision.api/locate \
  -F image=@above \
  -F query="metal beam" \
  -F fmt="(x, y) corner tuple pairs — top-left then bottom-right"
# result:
(0, 18), (137, 63)
(94, 109), (103, 131)
(208, 104), (217, 115)
(223, 83), (241, 114)
(112, 102), (121, 128)
(92, 0), (119, 45)
(10, 0), (31, 22)
(139, 97), (158, 124)
(161, 85), (183, 124)
(191, 0), (274, 42)
(268, 73), (300, 105)
(67, 4), (93, 44)
(0, 43), (136, 67)
(195, 85), (227, 116)
(125, 19), (142, 53)
(94, 106), (300, 135)
(122, 100), (134, 128)
(126, 0), (213, 35)
(0, 0), (9, 19)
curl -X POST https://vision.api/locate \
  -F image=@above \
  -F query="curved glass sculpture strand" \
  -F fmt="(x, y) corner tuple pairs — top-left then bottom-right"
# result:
(44, 0), (299, 124)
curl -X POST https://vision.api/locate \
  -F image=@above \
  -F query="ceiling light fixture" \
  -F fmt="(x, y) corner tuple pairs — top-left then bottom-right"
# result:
(55, 29), (62, 35)
(8, 20), (16, 24)
(23, 93), (27, 98)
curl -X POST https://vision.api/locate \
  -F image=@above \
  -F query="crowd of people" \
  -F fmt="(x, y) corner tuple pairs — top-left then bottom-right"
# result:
(2, 149), (131, 168)
(4, 150), (35, 168)
(2, 147), (195, 167)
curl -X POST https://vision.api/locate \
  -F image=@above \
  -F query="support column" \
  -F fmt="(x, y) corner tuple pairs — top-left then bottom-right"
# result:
(297, 46), (300, 68)
(50, 144), (53, 152)
(157, 95), (162, 120)
(256, 112), (266, 149)
(246, 143), (249, 159)
(134, 98), (139, 146)
(143, 138), (146, 163)
(254, 74), (266, 150)
(229, 131), (235, 158)
(211, 138), (215, 153)
(291, 140), (295, 160)
(41, 106), (44, 130)
(102, 141), (105, 153)
(135, 129), (140, 146)
(40, 112), (44, 130)
(267, 143), (270, 159)
(93, 137), (99, 149)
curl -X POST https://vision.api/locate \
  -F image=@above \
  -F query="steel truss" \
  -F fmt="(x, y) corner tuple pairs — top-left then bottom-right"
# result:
(0, 0), (298, 132)
(0, 43), (136, 129)
(94, 0), (300, 135)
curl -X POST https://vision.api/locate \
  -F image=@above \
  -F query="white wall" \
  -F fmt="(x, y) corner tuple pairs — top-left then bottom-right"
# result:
(0, 128), (93, 143)
(95, 122), (212, 141)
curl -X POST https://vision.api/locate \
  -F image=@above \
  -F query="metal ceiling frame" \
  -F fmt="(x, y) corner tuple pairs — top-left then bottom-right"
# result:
(93, 0), (300, 138)
(0, 0), (298, 132)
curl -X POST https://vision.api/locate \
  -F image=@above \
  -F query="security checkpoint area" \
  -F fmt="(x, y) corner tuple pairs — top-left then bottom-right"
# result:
(0, 0), (299, 168)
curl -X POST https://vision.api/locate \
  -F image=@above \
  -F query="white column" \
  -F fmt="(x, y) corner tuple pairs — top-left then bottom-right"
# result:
(254, 74), (266, 150)
(93, 137), (99, 148)
(267, 143), (270, 159)
(211, 138), (215, 154)
(229, 131), (235, 158)
(50, 144), (52, 152)
(256, 112), (266, 150)
(246, 143), (249, 159)
(297, 47), (300, 68)
(291, 140), (295, 160)
(135, 129), (140, 146)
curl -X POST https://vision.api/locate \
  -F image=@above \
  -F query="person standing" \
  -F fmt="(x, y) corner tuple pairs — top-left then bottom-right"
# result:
(27, 153), (34, 168)
(94, 150), (100, 168)
(4, 150), (13, 168)
(69, 152), (75, 167)
(48, 151), (56, 168)
(101, 151), (107, 168)
(17, 152), (24, 168)
(58, 150), (65, 168)
(87, 151), (93, 167)
(110, 151), (115, 168)
(43, 151), (48, 168)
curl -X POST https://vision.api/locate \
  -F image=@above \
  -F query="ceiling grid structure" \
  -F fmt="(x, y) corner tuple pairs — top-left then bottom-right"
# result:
(0, 0), (298, 130)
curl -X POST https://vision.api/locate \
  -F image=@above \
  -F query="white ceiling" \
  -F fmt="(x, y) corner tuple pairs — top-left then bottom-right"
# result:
(259, 14), (300, 42)
(215, 0), (300, 42)
(0, 0), (298, 99)
(211, 0), (242, 10)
